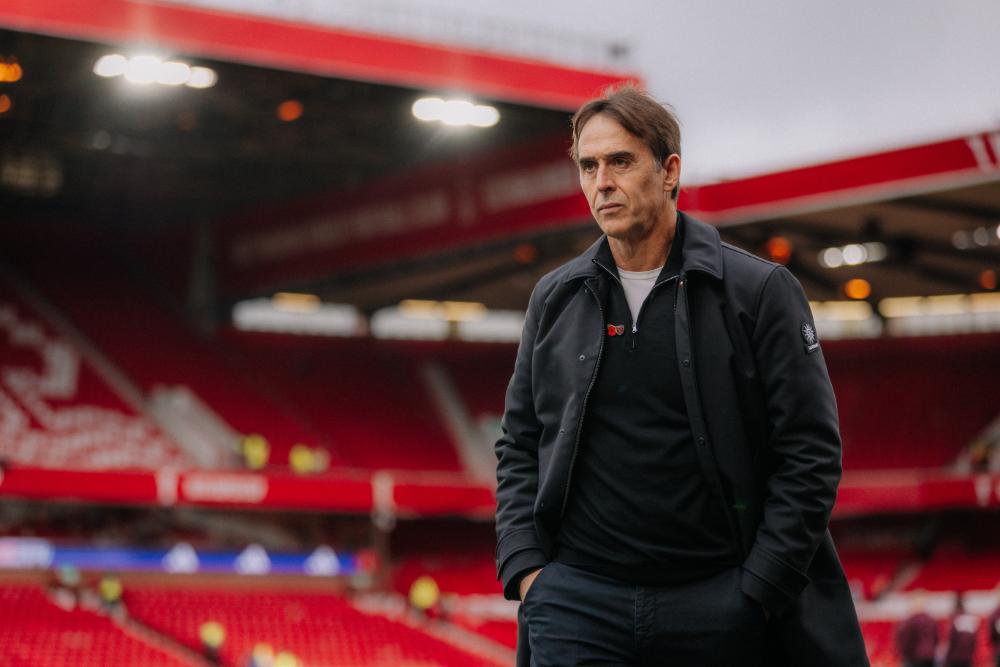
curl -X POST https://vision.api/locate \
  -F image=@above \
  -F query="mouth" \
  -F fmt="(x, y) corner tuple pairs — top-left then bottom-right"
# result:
(598, 203), (623, 213)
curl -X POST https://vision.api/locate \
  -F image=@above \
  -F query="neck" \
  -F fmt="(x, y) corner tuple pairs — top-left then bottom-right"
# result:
(608, 206), (677, 271)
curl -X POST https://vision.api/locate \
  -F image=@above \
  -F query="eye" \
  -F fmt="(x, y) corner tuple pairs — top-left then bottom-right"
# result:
(612, 157), (630, 168)
(580, 161), (597, 174)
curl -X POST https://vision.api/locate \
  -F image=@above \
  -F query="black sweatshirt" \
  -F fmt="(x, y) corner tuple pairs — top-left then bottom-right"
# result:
(554, 222), (738, 585)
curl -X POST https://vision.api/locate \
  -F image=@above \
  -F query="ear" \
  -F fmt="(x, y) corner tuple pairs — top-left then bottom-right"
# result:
(661, 154), (681, 195)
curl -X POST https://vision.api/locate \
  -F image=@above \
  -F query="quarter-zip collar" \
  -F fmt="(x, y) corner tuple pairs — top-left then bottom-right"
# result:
(562, 210), (725, 284)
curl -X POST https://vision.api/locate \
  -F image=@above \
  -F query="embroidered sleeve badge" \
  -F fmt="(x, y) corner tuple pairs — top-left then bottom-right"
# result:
(801, 322), (820, 353)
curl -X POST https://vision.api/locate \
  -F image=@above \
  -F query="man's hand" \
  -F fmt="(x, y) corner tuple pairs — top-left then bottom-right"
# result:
(519, 567), (544, 601)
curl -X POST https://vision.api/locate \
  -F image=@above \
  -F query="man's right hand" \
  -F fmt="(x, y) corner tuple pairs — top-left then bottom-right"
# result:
(519, 567), (544, 601)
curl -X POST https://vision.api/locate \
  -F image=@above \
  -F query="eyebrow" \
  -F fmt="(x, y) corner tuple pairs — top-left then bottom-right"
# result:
(577, 150), (636, 166)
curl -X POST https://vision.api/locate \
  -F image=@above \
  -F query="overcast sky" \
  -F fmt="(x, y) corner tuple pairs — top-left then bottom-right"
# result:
(418, 0), (1000, 184)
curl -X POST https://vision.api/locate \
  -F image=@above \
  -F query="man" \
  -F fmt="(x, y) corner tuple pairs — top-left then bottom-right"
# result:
(494, 85), (868, 666)
(895, 592), (938, 667)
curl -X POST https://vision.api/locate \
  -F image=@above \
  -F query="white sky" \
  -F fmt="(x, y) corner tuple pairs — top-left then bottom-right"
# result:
(417, 0), (1000, 184)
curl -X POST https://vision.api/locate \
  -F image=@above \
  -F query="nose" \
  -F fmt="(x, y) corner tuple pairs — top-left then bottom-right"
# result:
(595, 163), (615, 192)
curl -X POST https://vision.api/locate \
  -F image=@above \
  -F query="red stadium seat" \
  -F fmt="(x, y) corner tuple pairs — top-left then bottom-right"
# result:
(827, 336), (1000, 471)
(221, 334), (464, 471)
(0, 285), (190, 470)
(123, 583), (500, 666)
(12, 258), (330, 468)
(0, 584), (196, 666)
(905, 545), (1000, 592)
(839, 548), (911, 600)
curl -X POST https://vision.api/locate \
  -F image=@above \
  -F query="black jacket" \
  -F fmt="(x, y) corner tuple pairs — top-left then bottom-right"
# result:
(495, 212), (868, 666)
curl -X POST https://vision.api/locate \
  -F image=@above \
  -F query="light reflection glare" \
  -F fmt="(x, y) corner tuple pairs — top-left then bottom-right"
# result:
(412, 96), (499, 127)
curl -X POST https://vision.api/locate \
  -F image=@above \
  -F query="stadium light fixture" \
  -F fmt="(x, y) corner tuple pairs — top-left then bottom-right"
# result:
(93, 53), (217, 89)
(843, 278), (872, 300)
(233, 297), (359, 336)
(373, 303), (524, 341)
(277, 99), (304, 122)
(809, 300), (874, 322)
(952, 224), (1000, 249)
(94, 54), (127, 78)
(879, 292), (1000, 336)
(818, 242), (887, 269)
(271, 292), (320, 313)
(808, 300), (882, 340)
(881, 294), (967, 317)
(398, 299), (487, 321)
(412, 97), (499, 127)
(764, 236), (792, 265)
(0, 57), (23, 83)
(186, 66), (217, 89)
(123, 55), (161, 84)
(157, 61), (191, 86)
(371, 307), (449, 340)
(457, 310), (525, 342)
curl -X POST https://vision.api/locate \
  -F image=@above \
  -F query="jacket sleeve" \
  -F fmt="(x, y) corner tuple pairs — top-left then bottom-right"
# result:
(740, 266), (842, 616)
(495, 284), (548, 601)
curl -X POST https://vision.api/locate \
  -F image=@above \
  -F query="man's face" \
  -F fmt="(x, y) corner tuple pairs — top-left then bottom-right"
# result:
(576, 113), (679, 242)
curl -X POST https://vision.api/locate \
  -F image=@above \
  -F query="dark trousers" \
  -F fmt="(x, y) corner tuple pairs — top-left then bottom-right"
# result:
(521, 561), (766, 666)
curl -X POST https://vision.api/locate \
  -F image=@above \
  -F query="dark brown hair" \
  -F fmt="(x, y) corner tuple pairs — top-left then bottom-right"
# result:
(570, 83), (681, 199)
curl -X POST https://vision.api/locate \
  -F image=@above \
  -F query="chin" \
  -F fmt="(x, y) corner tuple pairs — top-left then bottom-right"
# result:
(597, 218), (638, 239)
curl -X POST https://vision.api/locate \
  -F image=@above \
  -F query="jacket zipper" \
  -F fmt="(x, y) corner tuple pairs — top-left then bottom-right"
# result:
(560, 277), (606, 519)
(630, 274), (678, 350)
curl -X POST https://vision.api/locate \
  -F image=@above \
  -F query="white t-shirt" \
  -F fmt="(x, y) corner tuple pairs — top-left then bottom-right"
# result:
(617, 265), (663, 328)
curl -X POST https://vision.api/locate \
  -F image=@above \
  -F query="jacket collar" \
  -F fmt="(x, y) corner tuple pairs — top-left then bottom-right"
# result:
(562, 210), (724, 283)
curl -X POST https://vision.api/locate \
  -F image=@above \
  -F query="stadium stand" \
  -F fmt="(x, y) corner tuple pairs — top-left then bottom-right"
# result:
(7, 254), (331, 468)
(222, 333), (463, 471)
(826, 335), (1000, 471)
(859, 614), (999, 667)
(839, 548), (912, 600)
(435, 346), (514, 423)
(393, 556), (499, 597)
(123, 583), (500, 666)
(11, 238), (999, 477)
(387, 519), (517, 650)
(418, 335), (1000, 473)
(904, 545), (1000, 592)
(389, 520), (499, 594)
(0, 583), (196, 667)
(7, 244), (468, 472)
(858, 620), (897, 667)
(0, 282), (190, 470)
(4, 240), (999, 667)
(453, 618), (518, 651)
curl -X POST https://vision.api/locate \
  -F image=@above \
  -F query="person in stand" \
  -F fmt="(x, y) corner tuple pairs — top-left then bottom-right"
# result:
(943, 593), (979, 667)
(895, 592), (938, 667)
(97, 572), (123, 613)
(494, 84), (867, 667)
(988, 592), (1000, 667)
(199, 620), (225, 665)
